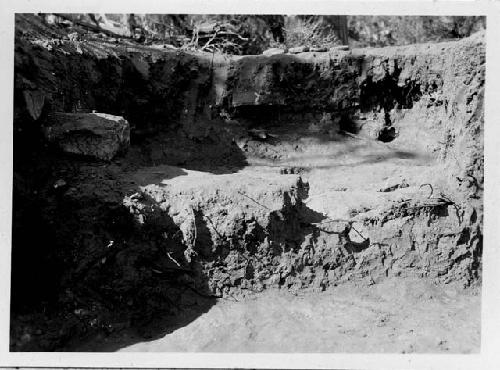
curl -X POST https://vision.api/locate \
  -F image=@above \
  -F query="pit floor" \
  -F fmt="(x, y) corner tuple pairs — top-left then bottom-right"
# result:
(78, 278), (480, 353)
(74, 128), (481, 353)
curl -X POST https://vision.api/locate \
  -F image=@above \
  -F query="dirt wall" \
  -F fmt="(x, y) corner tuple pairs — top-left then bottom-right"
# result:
(11, 14), (484, 351)
(15, 15), (484, 203)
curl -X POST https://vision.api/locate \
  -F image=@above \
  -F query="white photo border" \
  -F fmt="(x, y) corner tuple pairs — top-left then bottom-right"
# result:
(1, 1), (498, 369)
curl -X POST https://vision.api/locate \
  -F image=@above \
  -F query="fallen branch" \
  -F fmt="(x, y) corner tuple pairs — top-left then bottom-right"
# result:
(52, 14), (110, 35)
(419, 183), (434, 199)
(203, 214), (224, 240)
(200, 29), (218, 51)
(237, 190), (272, 211)
(166, 252), (182, 268)
(350, 225), (367, 241)
(190, 206), (198, 248)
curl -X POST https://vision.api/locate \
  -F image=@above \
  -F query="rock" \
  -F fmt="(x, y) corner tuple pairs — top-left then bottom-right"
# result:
(248, 128), (268, 140)
(43, 112), (130, 160)
(377, 126), (398, 142)
(309, 46), (328, 52)
(64, 187), (78, 197)
(151, 43), (178, 50)
(330, 45), (349, 51)
(129, 53), (149, 79)
(23, 90), (45, 120)
(288, 46), (309, 54)
(68, 32), (79, 42)
(279, 167), (304, 175)
(53, 179), (67, 189)
(355, 119), (385, 140)
(317, 220), (350, 235)
(262, 48), (285, 56)
(378, 177), (409, 192)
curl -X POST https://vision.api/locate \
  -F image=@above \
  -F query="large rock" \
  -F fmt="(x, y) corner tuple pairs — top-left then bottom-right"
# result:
(23, 90), (46, 120)
(43, 112), (130, 160)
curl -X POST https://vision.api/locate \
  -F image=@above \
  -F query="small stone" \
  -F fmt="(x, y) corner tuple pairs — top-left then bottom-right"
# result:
(288, 46), (309, 54)
(330, 45), (349, 51)
(262, 48), (285, 56)
(23, 90), (45, 120)
(68, 32), (79, 42)
(310, 46), (328, 52)
(248, 129), (268, 140)
(53, 179), (67, 189)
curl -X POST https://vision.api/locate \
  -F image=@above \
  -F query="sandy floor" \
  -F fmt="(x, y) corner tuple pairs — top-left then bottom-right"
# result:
(80, 278), (480, 353)
(239, 127), (441, 220)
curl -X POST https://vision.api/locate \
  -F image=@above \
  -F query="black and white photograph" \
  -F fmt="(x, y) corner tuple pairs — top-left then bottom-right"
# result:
(1, 1), (498, 368)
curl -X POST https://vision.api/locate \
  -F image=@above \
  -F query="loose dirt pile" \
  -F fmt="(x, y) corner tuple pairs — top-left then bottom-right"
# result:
(11, 14), (484, 352)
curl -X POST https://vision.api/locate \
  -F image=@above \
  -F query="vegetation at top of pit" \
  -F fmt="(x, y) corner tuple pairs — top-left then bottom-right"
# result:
(35, 14), (485, 55)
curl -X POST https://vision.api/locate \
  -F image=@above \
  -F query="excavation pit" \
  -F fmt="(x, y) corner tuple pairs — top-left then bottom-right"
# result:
(11, 14), (484, 353)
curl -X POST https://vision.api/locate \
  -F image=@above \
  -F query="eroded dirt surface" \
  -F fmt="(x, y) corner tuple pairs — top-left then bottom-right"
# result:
(77, 278), (480, 353)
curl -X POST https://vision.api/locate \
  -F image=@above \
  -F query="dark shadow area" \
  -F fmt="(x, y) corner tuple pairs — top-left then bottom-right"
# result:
(254, 148), (426, 168)
(266, 189), (327, 254)
(344, 238), (371, 254)
(339, 114), (362, 134)
(338, 115), (398, 143)
(121, 164), (189, 189)
(121, 129), (249, 176)
(66, 191), (328, 351)
(359, 65), (422, 114)
(74, 295), (216, 352)
(377, 126), (398, 142)
(65, 193), (220, 351)
(232, 104), (289, 126)
(9, 127), (222, 351)
(10, 181), (64, 312)
(11, 174), (218, 351)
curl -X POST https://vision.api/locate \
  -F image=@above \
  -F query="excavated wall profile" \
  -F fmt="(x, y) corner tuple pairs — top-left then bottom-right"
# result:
(11, 14), (484, 351)
(15, 17), (484, 197)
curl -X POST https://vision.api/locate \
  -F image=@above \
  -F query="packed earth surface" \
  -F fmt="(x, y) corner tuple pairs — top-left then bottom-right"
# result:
(11, 14), (483, 353)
